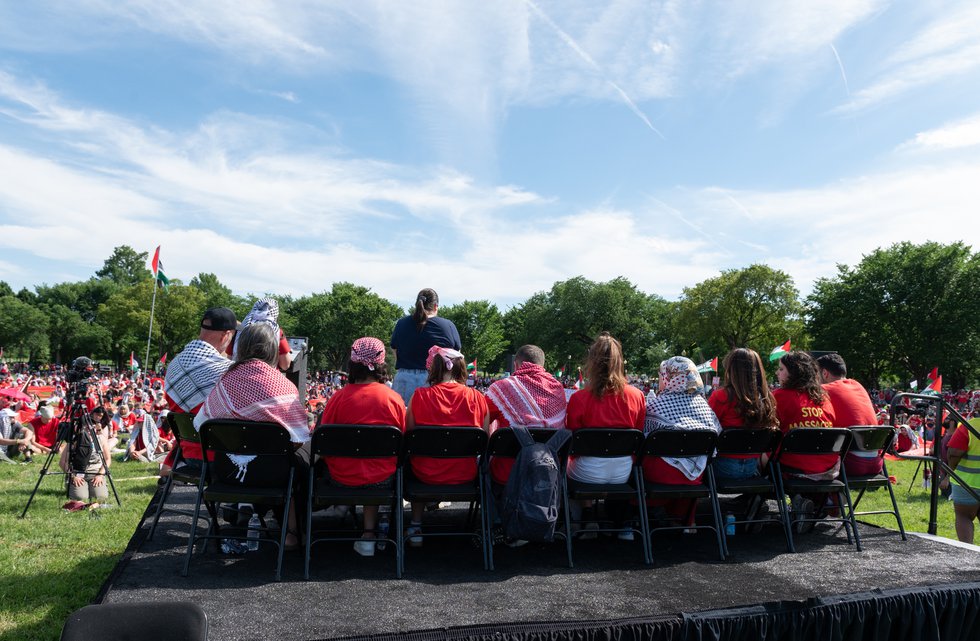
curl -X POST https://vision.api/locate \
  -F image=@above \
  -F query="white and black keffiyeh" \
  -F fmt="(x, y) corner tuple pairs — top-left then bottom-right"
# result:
(233, 298), (282, 359)
(645, 356), (721, 480)
(164, 340), (232, 412)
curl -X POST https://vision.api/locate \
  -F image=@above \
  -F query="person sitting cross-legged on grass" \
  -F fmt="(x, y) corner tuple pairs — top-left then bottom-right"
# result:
(317, 337), (406, 557)
(404, 345), (489, 547)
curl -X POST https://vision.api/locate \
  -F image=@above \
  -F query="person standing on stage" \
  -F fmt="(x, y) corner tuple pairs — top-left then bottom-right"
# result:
(390, 288), (461, 406)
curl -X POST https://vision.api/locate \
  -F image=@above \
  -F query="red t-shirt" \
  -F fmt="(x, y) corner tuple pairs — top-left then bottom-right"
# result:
(707, 388), (759, 460)
(565, 386), (645, 430)
(29, 416), (59, 448)
(773, 388), (839, 474)
(948, 425), (972, 451)
(408, 383), (488, 485)
(319, 383), (406, 486)
(823, 379), (877, 427)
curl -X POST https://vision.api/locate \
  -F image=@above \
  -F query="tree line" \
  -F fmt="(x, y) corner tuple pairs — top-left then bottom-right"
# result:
(0, 242), (977, 390)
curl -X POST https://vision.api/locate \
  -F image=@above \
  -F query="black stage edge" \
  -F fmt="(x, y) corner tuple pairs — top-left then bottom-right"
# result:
(101, 486), (980, 641)
(331, 582), (980, 641)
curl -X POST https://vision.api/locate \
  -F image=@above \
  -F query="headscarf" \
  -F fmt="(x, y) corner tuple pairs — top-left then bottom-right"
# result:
(350, 337), (386, 370)
(233, 298), (282, 359)
(425, 345), (464, 371)
(486, 361), (567, 429)
(193, 359), (309, 444)
(645, 356), (721, 481)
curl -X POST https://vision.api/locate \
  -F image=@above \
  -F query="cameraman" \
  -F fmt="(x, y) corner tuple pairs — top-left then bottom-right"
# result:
(59, 406), (112, 504)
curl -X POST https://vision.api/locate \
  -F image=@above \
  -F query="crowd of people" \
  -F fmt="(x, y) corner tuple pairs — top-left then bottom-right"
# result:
(2, 287), (979, 548)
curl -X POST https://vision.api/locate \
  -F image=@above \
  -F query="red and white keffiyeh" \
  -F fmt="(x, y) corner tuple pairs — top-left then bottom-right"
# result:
(193, 360), (310, 443)
(350, 337), (386, 370)
(486, 362), (567, 428)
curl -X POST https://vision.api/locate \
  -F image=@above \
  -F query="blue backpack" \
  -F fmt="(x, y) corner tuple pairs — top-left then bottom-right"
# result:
(501, 427), (571, 542)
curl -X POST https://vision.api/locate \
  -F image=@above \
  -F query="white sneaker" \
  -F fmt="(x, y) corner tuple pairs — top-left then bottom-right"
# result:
(353, 540), (376, 557)
(617, 528), (635, 542)
(407, 524), (423, 547)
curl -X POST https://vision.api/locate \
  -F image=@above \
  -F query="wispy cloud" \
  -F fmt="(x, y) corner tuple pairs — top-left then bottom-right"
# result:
(897, 112), (980, 152)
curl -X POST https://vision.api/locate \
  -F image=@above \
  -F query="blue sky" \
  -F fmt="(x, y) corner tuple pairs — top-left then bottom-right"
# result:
(0, 1), (978, 309)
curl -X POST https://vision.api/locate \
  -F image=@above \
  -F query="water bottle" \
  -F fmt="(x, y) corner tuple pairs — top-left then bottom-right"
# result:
(247, 513), (261, 552)
(725, 513), (736, 536)
(376, 515), (389, 551)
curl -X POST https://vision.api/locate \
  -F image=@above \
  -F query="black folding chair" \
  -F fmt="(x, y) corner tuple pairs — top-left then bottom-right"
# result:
(769, 427), (858, 552)
(713, 428), (792, 553)
(60, 601), (208, 641)
(845, 425), (907, 541)
(305, 424), (404, 579)
(639, 430), (726, 562)
(401, 426), (490, 574)
(184, 420), (298, 581)
(481, 427), (571, 570)
(561, 428), (648, 567)
(147, 413), (210, 541)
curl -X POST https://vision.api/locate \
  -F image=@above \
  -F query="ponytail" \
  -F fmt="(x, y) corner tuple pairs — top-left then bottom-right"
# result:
(412, 288), (439, 331)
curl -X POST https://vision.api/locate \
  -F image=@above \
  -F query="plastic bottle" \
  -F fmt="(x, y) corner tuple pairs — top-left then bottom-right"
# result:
(247, 513), (261, 552)
(725, 513), (736, 536)
(376, 515), (389, 551)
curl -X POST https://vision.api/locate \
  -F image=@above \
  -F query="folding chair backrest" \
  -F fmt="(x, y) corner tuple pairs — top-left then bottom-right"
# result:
(311, 424), (402, 458)
(715, 427), (781, 457)
(777, 427), (852, 456)
(568, 428), (644, 458)
(200, 419), (295, 488)
(168, 412), (200, 445)
(848, 425), (895, 454)
(487, 427), (570, 458)
(642, 429), (717, 458)
(404, 425), (488, 458)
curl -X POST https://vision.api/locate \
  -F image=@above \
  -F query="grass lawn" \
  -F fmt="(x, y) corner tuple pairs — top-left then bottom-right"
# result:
(0, 449), (159, 641)
(0, 452), (967, 641)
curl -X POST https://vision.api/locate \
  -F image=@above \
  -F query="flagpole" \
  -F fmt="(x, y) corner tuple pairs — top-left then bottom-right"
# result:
(144, 280), (158, 373)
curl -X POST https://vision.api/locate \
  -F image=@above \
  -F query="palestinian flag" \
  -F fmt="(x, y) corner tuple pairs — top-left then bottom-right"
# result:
(158, 353), (168, 367)
(129, 352), (138, 371)
(769, 340), (791, 362)
(150, 246), (170, 289)
(925, 375), (943, 395)
(466, 359), (477, 376)
(574, 369), (584, 390)
(910, 380), (918, 390)
(696, 357), (718, 373)
(555, 368), (564, 379)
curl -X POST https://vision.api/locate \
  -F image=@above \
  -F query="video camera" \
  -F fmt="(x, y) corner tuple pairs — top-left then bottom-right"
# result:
(66, 356), (96, 384)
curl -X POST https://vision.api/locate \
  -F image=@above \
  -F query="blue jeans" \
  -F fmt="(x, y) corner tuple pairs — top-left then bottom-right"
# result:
(713, 456), (760, 481)
(392, 369), (428, 406)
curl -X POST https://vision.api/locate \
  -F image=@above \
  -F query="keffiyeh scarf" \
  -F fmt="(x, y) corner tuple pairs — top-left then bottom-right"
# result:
(425, 345), (464, 371)
(351, 337), (386, 370)
(645, 356), (721, 480)
(193, 359), (309, 443)
(234, 298), (282, 359)
(164, 340), (232, 412)
(486, 362), (567, 428)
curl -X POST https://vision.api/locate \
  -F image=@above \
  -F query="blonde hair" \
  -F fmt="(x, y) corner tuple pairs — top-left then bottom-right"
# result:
(584, 333), (627, 399)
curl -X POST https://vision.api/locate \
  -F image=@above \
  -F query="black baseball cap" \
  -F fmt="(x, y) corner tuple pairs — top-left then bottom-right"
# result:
(201, 307), (238, 331)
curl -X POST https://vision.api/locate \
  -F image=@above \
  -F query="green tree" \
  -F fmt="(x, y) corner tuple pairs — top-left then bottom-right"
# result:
(510, 276), (672, 375)
(439, 300), (508, 372)
(96, 245), (151, 286)
(291, 283), (402, 371)
(36, 279), (117, 323)
(674, 264), (804, 363)
(808, 242), (980, 389)
(0, 295), (49, 361)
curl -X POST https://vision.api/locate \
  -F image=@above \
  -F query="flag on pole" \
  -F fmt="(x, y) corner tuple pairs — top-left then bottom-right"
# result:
(555, 367), (564, 379)
(574, 369), (584, 390)
(696, 357), (718, 373)
(466, 359), (477, 376)
(769, 340), (791, 362)
(159, 353), (168, 366)
(150, 246), (170, 289)
(129, 352), (138, 371)
(926, 375), (942, 395)
(927, 367), (939, 383)
(910, 380), (918, 390)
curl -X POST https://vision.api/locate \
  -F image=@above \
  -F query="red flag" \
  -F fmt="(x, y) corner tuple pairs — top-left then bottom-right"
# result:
(159, 353), (168, 366)
(151, 246), (161, 277)
(710, 356), (718, 371)
(928, 367), (939, 382)
(927, 376), (942, 393)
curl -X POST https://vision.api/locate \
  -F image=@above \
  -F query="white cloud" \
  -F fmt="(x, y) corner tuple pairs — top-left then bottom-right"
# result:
(898, 112), (980, 152)
(834, 3), (980, 113)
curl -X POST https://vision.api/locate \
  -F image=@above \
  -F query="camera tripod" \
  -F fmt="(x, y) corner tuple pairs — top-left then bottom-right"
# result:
(20, 382), (121, 518)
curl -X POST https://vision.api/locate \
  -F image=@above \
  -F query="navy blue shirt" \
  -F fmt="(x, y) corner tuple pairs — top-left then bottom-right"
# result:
(390, 315), (462, 370)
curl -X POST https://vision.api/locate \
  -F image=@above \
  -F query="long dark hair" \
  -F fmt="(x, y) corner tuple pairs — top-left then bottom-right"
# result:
(347, 361), (389, 385)
(780, 352), (826, 405)
(426, 350), (466, 385)
(412, 288), (439, 331)
(722, 348), (777, 428)
(584, 333), (627, 399)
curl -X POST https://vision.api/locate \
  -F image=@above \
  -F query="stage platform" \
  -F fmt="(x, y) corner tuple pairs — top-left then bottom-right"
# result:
(96, 485), (980, 641)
